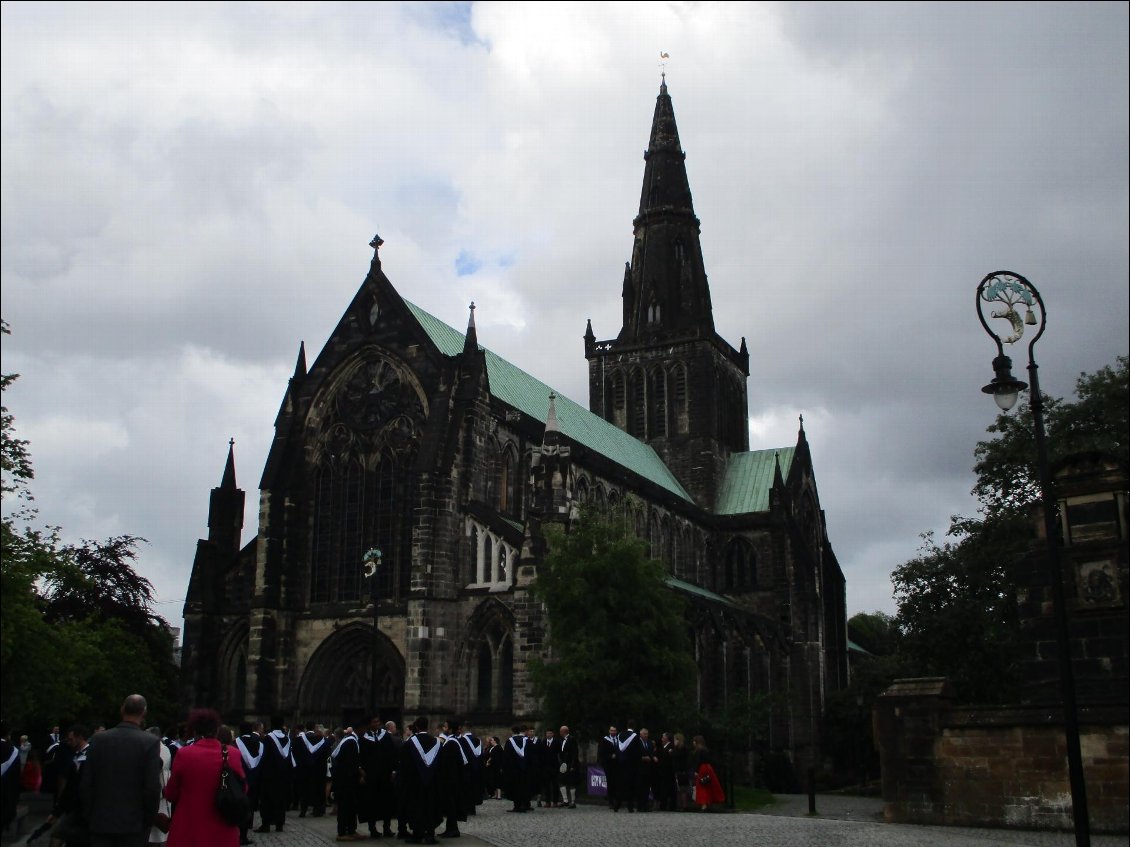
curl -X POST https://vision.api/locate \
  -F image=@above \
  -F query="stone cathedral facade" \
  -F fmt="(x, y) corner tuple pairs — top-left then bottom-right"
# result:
(182, 80), (848, 771)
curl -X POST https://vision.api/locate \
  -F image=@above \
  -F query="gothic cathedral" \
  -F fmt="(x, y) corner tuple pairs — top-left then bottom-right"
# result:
(182, 80), (848, 772)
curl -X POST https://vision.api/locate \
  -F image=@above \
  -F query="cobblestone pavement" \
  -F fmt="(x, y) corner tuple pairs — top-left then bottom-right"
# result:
(8, 797), (1125, 847)
(232, 797), (1126, 847)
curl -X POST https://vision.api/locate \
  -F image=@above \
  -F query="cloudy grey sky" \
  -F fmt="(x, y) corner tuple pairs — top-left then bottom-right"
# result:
(2, 2), (1127, 635)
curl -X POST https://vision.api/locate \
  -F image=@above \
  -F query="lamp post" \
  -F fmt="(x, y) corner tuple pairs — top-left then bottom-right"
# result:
(856, 693), (866, 792)
(363, 547), (384, 710)
(975, 271), (1090, 846)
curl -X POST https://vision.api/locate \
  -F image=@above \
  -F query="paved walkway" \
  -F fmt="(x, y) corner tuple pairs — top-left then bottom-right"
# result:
(7, 795), (1125, 847)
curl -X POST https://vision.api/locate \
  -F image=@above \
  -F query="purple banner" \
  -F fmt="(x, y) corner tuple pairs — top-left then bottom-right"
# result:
(587, 765), (607, 797)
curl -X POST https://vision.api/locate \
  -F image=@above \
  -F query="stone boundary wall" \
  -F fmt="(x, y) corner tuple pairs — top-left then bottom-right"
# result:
(874, 678), (1128, 834)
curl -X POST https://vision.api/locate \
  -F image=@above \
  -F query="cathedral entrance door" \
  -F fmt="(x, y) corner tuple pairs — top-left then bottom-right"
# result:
(297, 623), (405, 727)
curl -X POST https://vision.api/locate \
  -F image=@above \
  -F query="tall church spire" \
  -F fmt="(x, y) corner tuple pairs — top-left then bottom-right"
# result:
(586, 79), (750, 508)
(620, 78), (714, 342)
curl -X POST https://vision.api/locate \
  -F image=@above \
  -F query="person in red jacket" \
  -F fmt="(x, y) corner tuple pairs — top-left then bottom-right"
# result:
(691, 735), (725, 811)
(164, 709), (246, 847)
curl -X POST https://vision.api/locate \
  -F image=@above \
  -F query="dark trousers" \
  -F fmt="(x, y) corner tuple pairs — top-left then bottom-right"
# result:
(336, 783), (358, 836)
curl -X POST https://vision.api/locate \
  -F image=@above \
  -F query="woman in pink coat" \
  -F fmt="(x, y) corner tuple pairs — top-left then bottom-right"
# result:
(164, 709), (246, 847)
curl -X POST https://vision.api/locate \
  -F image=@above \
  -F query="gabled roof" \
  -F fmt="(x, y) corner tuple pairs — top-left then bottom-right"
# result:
(404, 300), (693, 503)
(716, 447), (795, 515)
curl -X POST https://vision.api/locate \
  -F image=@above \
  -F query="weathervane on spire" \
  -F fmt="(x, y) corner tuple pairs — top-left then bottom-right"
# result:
(659, 50), (670, 80)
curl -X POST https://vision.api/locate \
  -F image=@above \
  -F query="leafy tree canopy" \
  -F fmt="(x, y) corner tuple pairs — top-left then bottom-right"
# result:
(530, 504), (698, 740)
(1, 323), (178, 730)
(846, 611), (898, 657)
(973, 355), (1128, 518)
(886, 354), (1128, 703)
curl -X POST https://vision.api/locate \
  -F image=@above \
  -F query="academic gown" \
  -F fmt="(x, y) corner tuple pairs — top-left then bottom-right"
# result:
(398, 733), (441, 839)
(501, 736), (530, 810)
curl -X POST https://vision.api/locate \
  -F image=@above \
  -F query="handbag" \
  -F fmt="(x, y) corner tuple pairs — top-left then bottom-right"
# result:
(153, 812), (172, 834)
(215, 744), (250, 826)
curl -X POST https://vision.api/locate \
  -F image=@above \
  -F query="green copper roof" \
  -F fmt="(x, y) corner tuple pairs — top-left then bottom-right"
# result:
(715, 447), (795, 515)
(404, 300), (693, 502)
(666, 576), (741, 610)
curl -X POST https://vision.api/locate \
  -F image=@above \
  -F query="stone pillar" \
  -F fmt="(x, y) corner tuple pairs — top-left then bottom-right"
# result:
(873, 677), (955, 824)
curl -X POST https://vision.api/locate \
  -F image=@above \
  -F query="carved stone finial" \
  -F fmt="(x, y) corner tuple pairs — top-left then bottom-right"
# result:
(369, 233), (384, 252)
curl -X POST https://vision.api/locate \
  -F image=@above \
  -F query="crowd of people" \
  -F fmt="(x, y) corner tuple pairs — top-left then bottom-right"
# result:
(2, 700), (727, 847)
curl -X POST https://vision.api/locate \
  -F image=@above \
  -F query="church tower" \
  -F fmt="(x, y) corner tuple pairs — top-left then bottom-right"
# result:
(585, 77), (750, 508)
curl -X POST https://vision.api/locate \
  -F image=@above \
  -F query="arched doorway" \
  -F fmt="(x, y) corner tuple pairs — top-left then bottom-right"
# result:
(296, 623), (405, 728)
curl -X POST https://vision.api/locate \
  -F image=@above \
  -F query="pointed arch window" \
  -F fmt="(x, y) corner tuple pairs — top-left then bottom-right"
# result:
(472, 623), (514, 713)
(611, 370), (626, 428)
(724, 538), (756, 593)
(649, 367), (668, 437)
(673, 364), (689, 434)
(629, 370), (646, 438)
(465, 518), (515, 592)
(498, 447), (518, 515)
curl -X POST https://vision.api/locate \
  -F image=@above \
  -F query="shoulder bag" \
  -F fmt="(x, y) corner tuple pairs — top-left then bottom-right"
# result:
(215, 744), (250, 826)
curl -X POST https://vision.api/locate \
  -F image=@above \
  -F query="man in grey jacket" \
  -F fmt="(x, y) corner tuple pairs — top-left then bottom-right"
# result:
(81, 694), (162, 847)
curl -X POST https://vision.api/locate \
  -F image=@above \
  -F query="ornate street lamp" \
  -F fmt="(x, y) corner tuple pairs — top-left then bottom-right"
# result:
(363, 547), (384, 709)
(975, 271), (1090, 846)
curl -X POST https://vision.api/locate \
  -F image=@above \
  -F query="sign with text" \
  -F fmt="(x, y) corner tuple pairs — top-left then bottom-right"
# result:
(587, 765), (607, 797)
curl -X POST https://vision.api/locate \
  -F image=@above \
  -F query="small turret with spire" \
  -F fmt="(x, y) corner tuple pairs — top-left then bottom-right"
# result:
(208, 439), (245, 552)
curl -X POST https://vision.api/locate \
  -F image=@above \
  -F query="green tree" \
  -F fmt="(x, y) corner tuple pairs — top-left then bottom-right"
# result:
(891, 513), (1029, 702)
(889, 354), (1128, 703)
(530, 504), (698, 740)
(1, 324), (178, 729)
(973, 355), (1128, 518)
(847, 611), (899, 657)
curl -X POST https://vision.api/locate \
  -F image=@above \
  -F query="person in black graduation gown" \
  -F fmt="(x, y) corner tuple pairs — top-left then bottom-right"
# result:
(235, 722), (265, 844)
(330, 727), (361, 840)
(359, 715), (396, 838)
(296, 724), (329, 818)
(597, 725), (619, 810)
(502, 726), (530, 813)
(615, 722), (642, 812)
(257, 722), (293, 832)
(399, 718), (441, 844)
(436, 721), (466, 838)
(1, 723), (25, 833)
(456, 722), (484, 816)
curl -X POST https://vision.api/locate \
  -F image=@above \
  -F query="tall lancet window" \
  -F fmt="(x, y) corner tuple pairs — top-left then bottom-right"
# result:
(308, 355), (426, 605)
(649, 367), (667, 437)
(611, 370), (627, 428)
(673, 364), (688, 434)
(630, 369), (646, 438)
(473, 623), (514, 713)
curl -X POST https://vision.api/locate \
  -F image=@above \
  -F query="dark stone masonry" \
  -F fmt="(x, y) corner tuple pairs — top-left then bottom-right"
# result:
(181, 80), (848, 774)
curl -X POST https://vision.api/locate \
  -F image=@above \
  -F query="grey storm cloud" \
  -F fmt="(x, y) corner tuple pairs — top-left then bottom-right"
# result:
(2, 1), (1127, 631)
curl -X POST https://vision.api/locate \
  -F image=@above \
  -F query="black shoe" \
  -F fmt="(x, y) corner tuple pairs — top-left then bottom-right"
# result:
(440, 831), (460, 838)
(255, 826), (271, 834)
